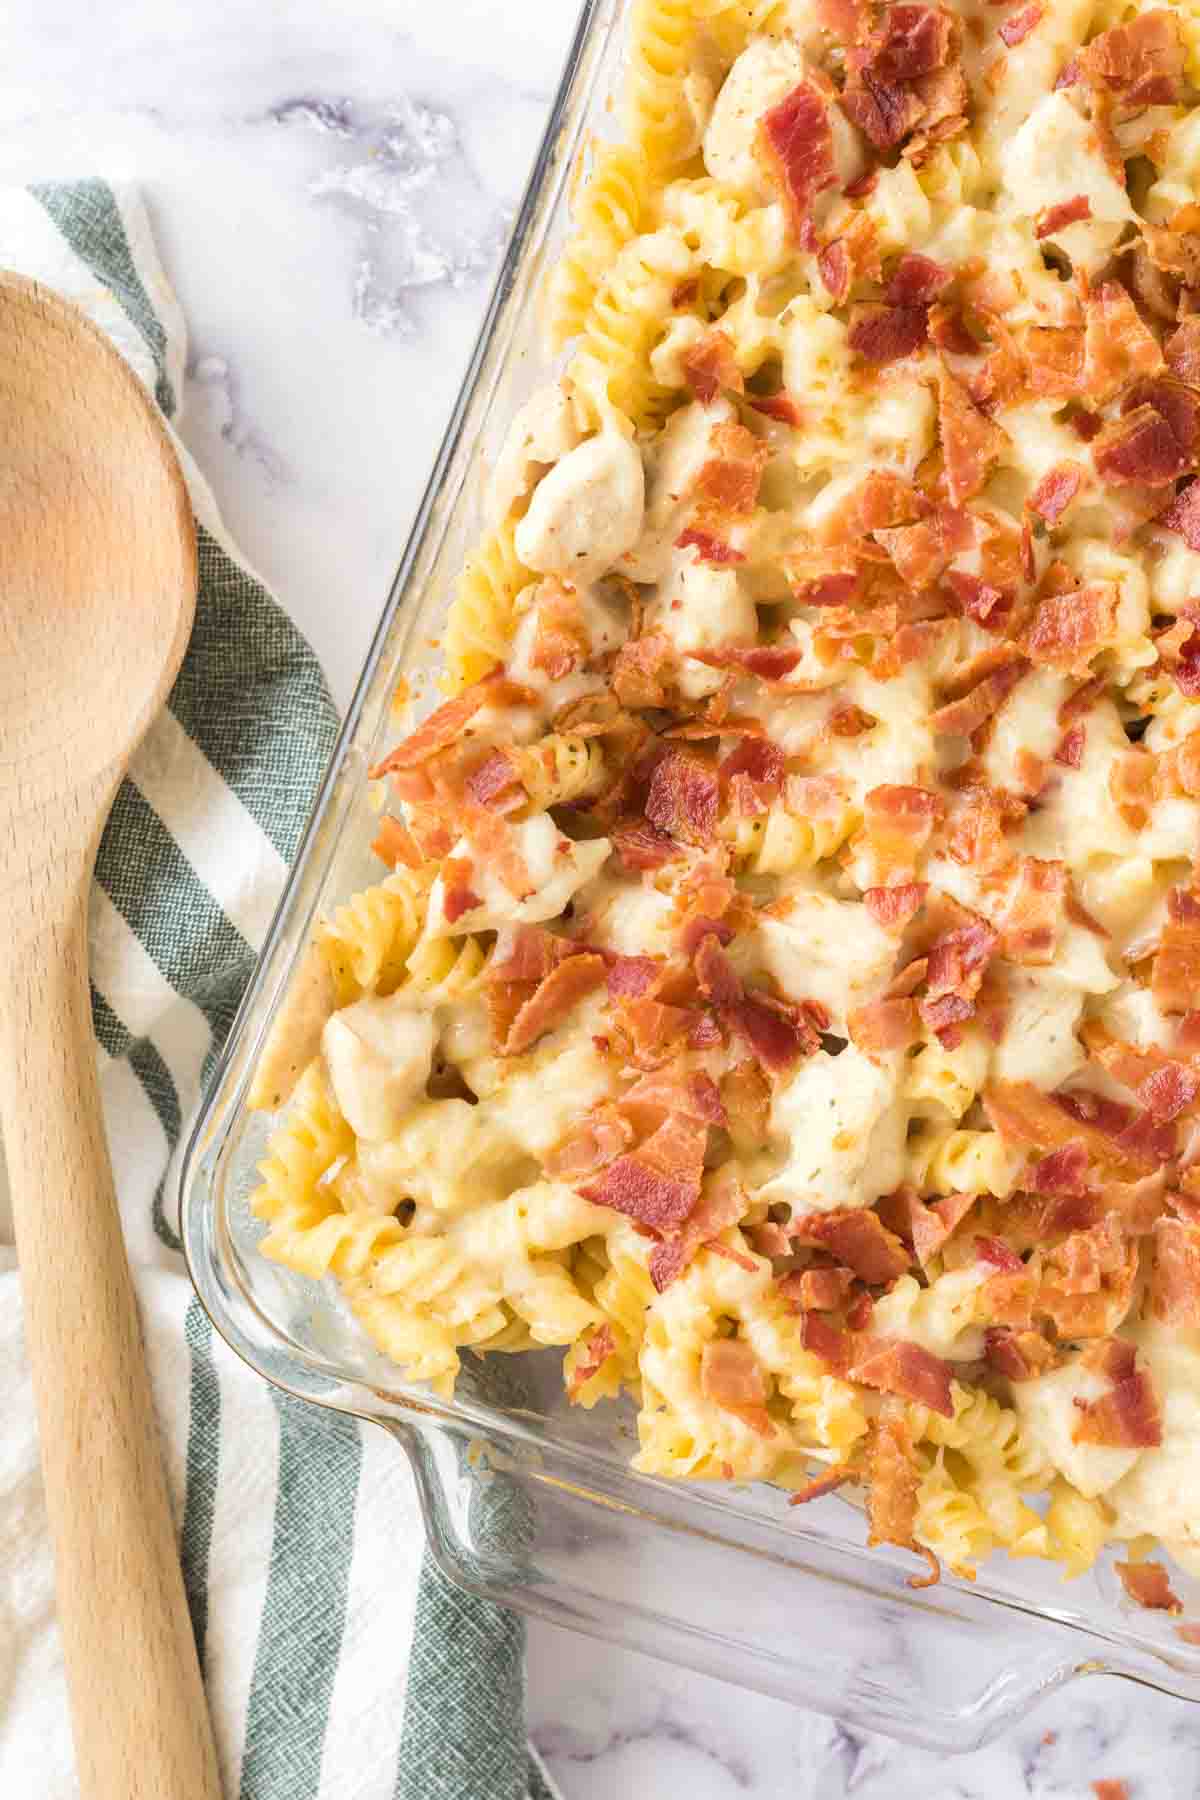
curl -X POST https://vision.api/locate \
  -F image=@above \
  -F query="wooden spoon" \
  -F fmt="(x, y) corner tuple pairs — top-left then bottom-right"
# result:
(0, 274), (222, 1799)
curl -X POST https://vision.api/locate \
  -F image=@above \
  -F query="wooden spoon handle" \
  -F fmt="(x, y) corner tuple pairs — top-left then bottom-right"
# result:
(0, 894), (222, 1800)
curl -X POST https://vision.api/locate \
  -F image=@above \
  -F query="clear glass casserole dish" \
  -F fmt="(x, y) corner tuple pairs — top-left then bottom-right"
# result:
(179, 0), (1200, 1749)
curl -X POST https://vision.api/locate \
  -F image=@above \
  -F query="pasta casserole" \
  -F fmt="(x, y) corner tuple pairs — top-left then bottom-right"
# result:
(250, 0), (1200, 1599)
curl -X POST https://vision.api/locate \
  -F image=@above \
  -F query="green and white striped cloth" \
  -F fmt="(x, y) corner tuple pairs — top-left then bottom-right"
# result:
(0, 180), (559, 1800)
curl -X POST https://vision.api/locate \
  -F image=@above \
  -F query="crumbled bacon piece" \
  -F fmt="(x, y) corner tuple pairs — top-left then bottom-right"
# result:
(787, 1266), (857, 1312)
(1155, 887), (1200, 1014)
(693, 642), (806, 683)
(545, 1108), (634, 1182)
(862, 784), (942, 877)
(370, 671), (505, 776)
(800, 1311), (854, 1376)
(748, 388), (803, 427)
(879, 1185), (976, 1266)
(612, 632), (673, 709)
(984, 1081), (1167, 1180)
(849, 996), (922, 1055)
(1072, 1337), (1162, 1449)
(930, 654), (1028, 735)
(605, 955), (662, 999)
(500, 953), (607, 1056)
(528, 579), (590, 680)
(645, 748), (719, 848)
(700, 1339), (773, 1436)
(466, 747), (525, 813)
(864, 882), (927, 931)
(675, 527), (746, 566)
(937, 363), (1007, 505)
(720, 737), (785, 815)
(1115, 1560), (1183, 1614)
(567, 1323), (616, 1399)
(984, 1327), (1058, 1381)
(683, 329), (744, 406)
(788, 1466), (856, 1507)
(846, 303), (929, 364)
(1002, 858), (1066, 965)
(999, 3), (1042, 48)
(886, 253), (953, 306)
(1093, 399), (1191, 488)
(789, 1209), (911, 1286)
(1160, 479), (1200, 552)
(1166, 318), (1200, 386)
(1150, 1216), (1200, 1327)
(1080, 8), (1185, 108)
(1030, 1140), (1090, 1196)
(370, 814), (423, 870)
(1034, 195), (1091, 240)
(757, 79), (837, 239)
(1082, 282), (1164, 406)
(579, 1112), (708, 1230)
(850, 1336), (954, 1417)
(648, 1167), (748, 1291)
(1021, 583), (1118, 673)
(817, 238), (851, 304)
(866, 1401), (921, 1555)
(1028, 463), (1086, 525)
(611, 819), (679, 872)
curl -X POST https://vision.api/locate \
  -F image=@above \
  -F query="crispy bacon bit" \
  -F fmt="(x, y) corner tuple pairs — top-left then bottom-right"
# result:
(529, 579), (589, 679)
(864, 882), (927, 931)
(1034, 195), (1091, 240)
(788, 1466), (855, 1506)
(1080, 9), (1185, 108)
(800, 1311), (853, 1376)
(700, 1339), (771, 1437)
(930, 655), (1028, 735)
(1116, 1560), (1182, 1615)
(1150, 1216), (1200, 1327)
(866, 1401), (921, 1554)
(748, 387), (803, 426)
(842, 4), (960, 155)
(1003, 857), (1066, 965)
(1083, 282), (1165, 406)
(846, 303), (929, 364)
(984, 1081), (1167, 1181)
(645, 748), (720, 848)
(442, 858), (482, 925)
(611, 819), (679, 872)
(1155, 887), (1200, 1013)
(612, 632), (672, 709)
(1072, 1338), (1162, 1449)
(370, 814), (423, 870)
(1022, 583), (1117, 673)
(818, 238), (851, 303)
(788, 1267), (857, 1312)
(605, 955), (661, 999)
(370, 673), (503, 776)
(720, 737), (785, 816)
(1166, 318), (1200, 386)
(1094, 400), (1192, 487)
(863, 784), (942, 877)
(985, 1327), (1058, 1381)
(466, 748), (524, 812)
(1028, 463), (1085, 525)
(500, 953), (607, 1056)
(567, 1323), (616, 1399)
(937, 364), (1007, 505)
(579, 1112), (708, 1230)
(1030, 1140), (1090, 1196)
(683, 330), (744, 406)
(851, 1336), (954, 1416)
(849, 996), (922, 1055)
(675, 527), (746, 566)
(1160, 479), (1200, 552)
(648, 1167), (747, 1291)
(1055, 724), (1085, 768)
(790, 1209), (911, 1286)
(886, 253), (953, 306)
(545, 1109), (633, 1182)
(757, 80), (837, 239)
(999, 2), (1042, 48)
(880, 1185), (976, 1266)
(945, 569), (1008, 628)
(693, 642), (806, 682)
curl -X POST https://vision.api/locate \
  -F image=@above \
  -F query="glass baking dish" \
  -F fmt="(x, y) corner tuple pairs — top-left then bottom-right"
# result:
(179, 0), (1200, 1749)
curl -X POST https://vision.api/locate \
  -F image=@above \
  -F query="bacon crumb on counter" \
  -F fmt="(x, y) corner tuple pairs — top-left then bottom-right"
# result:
(1115, 1559), (1183, 1614)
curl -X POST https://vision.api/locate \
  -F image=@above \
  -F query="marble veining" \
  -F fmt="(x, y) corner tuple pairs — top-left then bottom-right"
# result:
(4, 0), (1200, 1792)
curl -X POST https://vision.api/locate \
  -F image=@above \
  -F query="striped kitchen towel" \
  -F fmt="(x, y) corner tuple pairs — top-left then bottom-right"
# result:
(0, 179), (559, 1800)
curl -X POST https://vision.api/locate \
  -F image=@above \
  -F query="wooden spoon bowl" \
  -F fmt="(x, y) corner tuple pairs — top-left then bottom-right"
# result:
(0, 274), (221, 1798)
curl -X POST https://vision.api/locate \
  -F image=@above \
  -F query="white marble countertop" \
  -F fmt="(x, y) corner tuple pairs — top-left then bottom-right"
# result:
(1, 1), (1195, 1793)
